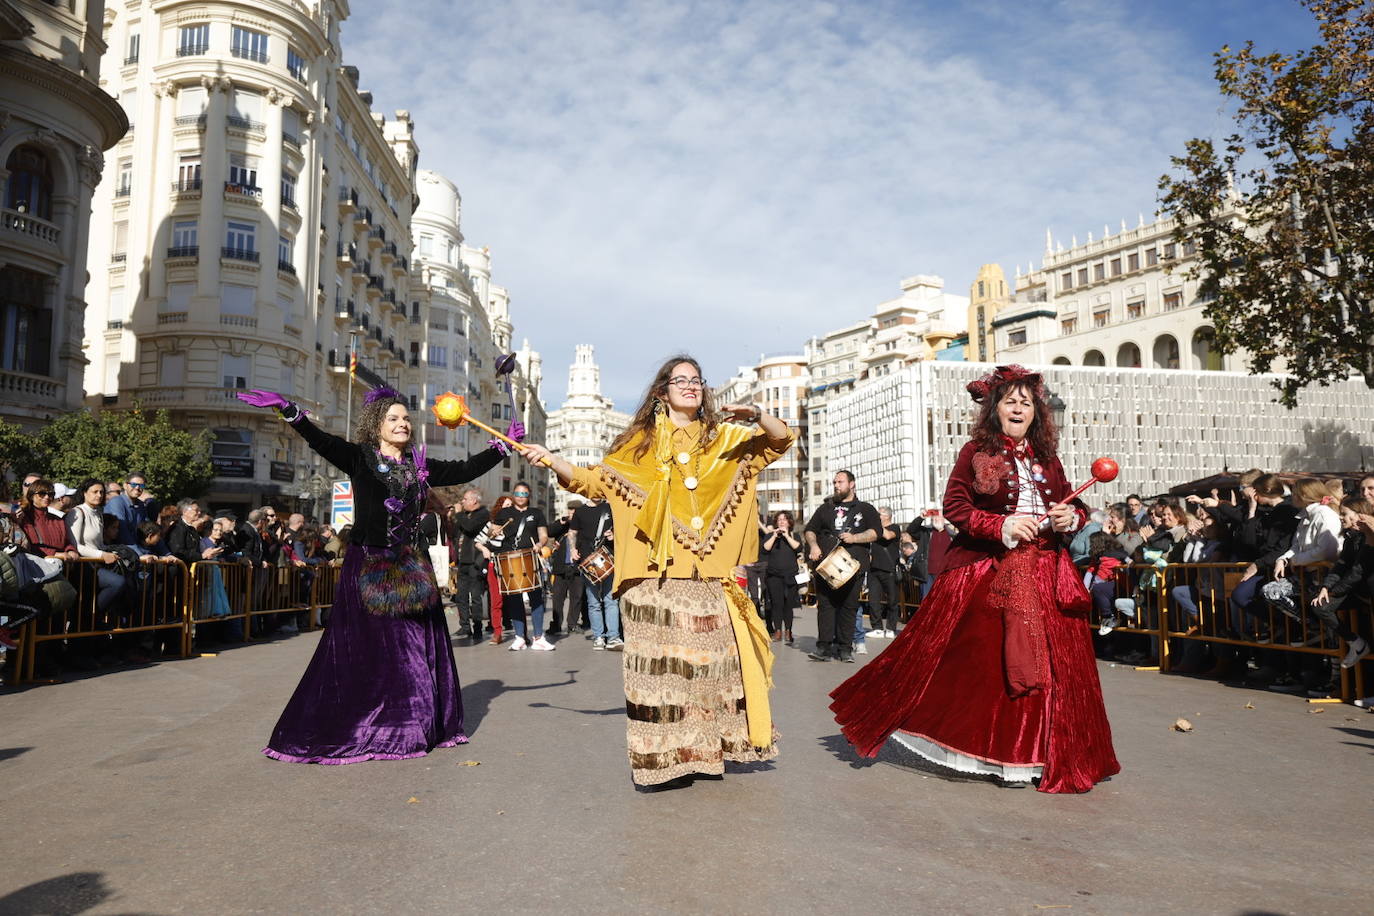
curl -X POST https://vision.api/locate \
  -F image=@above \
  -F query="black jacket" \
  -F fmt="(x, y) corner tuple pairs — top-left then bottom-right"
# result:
(546, 518), (578, 575)
(1321, 535), (1373, 603)
(289, 414), (503, 548)
(166, 519), (202, 566)
(1237, 502), (1302, 574)
(449, 508), (488, 568)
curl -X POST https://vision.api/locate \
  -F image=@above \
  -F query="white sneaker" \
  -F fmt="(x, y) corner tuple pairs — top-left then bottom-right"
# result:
(1342, 637), (1370, 669)
(531, 636), (556, 651)
(592, 636), (606, 650)
(854, 642), (868, 655)
(1098, 615), (1119, 636)
(885, 629), (896, 638)
(606, 638), (624, 651)
(509, 637), (527, 651)
(865, 628), (886, 639)
(1354, 696), (1374, 709)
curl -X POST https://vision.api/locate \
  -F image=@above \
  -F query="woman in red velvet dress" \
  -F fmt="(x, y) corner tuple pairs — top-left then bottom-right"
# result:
(830, 365), (1119, 793)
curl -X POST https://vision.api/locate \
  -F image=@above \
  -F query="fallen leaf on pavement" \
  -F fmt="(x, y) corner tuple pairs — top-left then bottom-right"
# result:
(407, 797), (419, 804)
(1308, 707), (1325, 714)
(458, 760), (480, 766)
(1244, 702), (1254, 709)
(1172, 718), (1193, 732)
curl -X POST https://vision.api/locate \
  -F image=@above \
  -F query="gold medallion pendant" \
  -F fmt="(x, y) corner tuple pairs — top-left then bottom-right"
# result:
(677, 452), (691, 465)
(690, 516), (704, 530)
(683, 476), (699, 490)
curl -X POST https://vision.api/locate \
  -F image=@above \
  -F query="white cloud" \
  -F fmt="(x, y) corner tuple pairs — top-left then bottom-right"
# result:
(343, 0), (1314, 407)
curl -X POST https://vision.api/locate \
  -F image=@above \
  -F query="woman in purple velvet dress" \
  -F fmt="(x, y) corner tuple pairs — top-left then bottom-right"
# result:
(238, 386), (515, 764)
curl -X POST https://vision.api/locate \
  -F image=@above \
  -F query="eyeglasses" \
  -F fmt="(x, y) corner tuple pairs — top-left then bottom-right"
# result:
(127, 482), (145, 490)
(31, 490), (52, 497)
(667, 376), (705, 389)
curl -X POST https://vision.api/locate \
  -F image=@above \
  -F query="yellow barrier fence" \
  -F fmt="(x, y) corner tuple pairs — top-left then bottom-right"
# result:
(20, 556), (189, 683)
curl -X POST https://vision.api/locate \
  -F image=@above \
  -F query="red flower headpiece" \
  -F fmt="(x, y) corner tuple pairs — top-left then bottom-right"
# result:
(966, 364), (1044, 403)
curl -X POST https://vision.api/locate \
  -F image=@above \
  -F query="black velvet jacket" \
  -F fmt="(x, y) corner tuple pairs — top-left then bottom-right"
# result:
(290, 414), (503, 549)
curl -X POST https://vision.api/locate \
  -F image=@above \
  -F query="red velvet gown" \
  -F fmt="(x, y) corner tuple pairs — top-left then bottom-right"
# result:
(830, 439), (1119, 794)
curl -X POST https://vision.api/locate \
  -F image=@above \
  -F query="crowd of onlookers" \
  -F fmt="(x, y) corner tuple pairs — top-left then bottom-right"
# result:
(1073, 471), (1374, 701)
(0, 470), (349, 676)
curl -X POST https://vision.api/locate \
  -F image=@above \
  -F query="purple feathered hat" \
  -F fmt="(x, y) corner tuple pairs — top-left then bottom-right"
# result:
(363, 385), (404, 406)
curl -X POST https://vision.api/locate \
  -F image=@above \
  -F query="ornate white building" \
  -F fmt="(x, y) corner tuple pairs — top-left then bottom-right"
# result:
(993, 216), (1240, 372)
(0, 0), (127, 428)
(714, 353), (808, 517)
(545, 345), (629, 517)
(802, 274), (968, 515)
(411, 168), (546, 506)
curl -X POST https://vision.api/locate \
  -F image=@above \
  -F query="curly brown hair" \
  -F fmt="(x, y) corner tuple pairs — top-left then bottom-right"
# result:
(354, 392), (408, 449)
(969, 381), (1059, 458)
(608, 355), (719, 462)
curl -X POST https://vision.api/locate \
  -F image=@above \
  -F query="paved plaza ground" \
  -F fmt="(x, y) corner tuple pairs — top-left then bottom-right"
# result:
(2, 612), (1369, 916)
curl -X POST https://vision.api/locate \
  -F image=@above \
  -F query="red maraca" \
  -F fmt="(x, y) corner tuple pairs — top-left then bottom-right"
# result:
(1037, 457), (1119, 521)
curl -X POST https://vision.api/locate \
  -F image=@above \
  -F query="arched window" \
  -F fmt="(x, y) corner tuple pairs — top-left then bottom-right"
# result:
(1192, 327), (1223, 371)
(5, 146), (55, 220)
(1052, 356), (1071, 365)
(1153, 334), (1180, 369)
(1116, 343), (1141, 368)
(1083, 349), (1106, 367)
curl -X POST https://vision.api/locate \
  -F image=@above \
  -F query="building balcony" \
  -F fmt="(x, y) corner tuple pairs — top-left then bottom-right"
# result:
(231, 47), (269, 64)
(224, 182), (262, 203)
(359, 313), (370, 330)
(226, 115), (266, 134)
(176, 44), (209, 57)
(277, 260), (296, 276)
(335, 298), (355, 319)
(352, 208), (370, 230)
(409, 354), (420, 368)
(220, 314), (258, 329)
(221, 246), (259, 263)
(174, 114), (207, 132)
(282, 196), (297, 213)
(157, 311), (188, 325)
(380, 241), (397, 264)
(0, 368), (61, 405)
(1, 207), (61, 252)
(338, 187), (358, 214)
(171, 178), (203, 199)
(283, 132), (300, 150)
(114, 185), (132, 198)
(111, 253), (127, 264)
(391, 254), (409, 275)
(123, 55), (139, 66)
(288, 65), (307, 84)
(166, 245), (199, 261)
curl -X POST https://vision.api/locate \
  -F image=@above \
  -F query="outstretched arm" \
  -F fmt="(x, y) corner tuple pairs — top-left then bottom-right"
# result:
(237, 389), (356, 473)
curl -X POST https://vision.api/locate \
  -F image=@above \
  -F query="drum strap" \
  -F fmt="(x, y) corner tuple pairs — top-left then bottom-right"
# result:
(592, 509), (608, 547)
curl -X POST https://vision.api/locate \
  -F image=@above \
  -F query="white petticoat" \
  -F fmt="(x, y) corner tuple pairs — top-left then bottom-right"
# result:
(889, 731), (1042, 784)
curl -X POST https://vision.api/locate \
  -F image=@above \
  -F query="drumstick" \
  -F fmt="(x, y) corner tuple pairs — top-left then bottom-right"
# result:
(1035, 457), (1121, 523)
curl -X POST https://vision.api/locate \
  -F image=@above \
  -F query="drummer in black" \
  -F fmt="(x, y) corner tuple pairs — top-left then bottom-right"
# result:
(570, 497), (620, 650)
(492, 480), (551, 650)
(804, 470), (881, 662)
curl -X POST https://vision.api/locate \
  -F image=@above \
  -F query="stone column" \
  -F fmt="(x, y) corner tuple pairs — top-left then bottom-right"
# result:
(147, 81), (179, 304)
(256, 88), (285, 314)
(196, 76), (230, 302)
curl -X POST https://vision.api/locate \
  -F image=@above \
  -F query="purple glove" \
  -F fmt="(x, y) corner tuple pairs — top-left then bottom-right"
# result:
(236, 389), (291, 410)
(487, 421), (526, 457)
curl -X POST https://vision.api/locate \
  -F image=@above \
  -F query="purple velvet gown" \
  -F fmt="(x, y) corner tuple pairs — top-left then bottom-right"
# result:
(262, 545), (467, 764)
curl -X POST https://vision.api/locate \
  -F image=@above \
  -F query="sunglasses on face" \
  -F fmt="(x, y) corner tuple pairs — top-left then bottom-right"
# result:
(127, 482), (145, 490)
(32, 490), (52, 497)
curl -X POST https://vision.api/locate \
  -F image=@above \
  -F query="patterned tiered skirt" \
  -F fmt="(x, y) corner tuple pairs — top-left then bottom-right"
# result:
(620, 578), (778, 786)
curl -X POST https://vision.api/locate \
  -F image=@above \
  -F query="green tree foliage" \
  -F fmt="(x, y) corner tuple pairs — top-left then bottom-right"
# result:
(37, 407), (214, 501)
(1158, 0), (1374, 406)
(0, 418), (38, 497)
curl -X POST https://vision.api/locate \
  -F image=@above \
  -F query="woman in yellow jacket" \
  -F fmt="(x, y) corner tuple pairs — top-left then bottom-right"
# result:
(519, 355), (793, 789)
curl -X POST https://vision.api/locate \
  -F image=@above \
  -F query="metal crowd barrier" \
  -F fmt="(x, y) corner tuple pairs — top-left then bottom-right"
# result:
(1090, 561), (1372, 702)
(9, 559), (338, 686)
(19, 556), (189, 684)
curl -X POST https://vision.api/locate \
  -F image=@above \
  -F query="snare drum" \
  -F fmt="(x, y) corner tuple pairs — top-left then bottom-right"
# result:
(815, 544), (860, 589)
(578, 545), (614, 585)
(495, 547), (541, 594)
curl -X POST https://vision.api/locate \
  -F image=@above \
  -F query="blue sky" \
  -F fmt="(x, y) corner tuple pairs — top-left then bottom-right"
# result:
(343, 0), (1319, 409)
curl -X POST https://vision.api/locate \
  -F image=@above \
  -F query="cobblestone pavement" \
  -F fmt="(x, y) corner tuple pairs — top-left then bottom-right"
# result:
(1, 611), (1368, 915)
